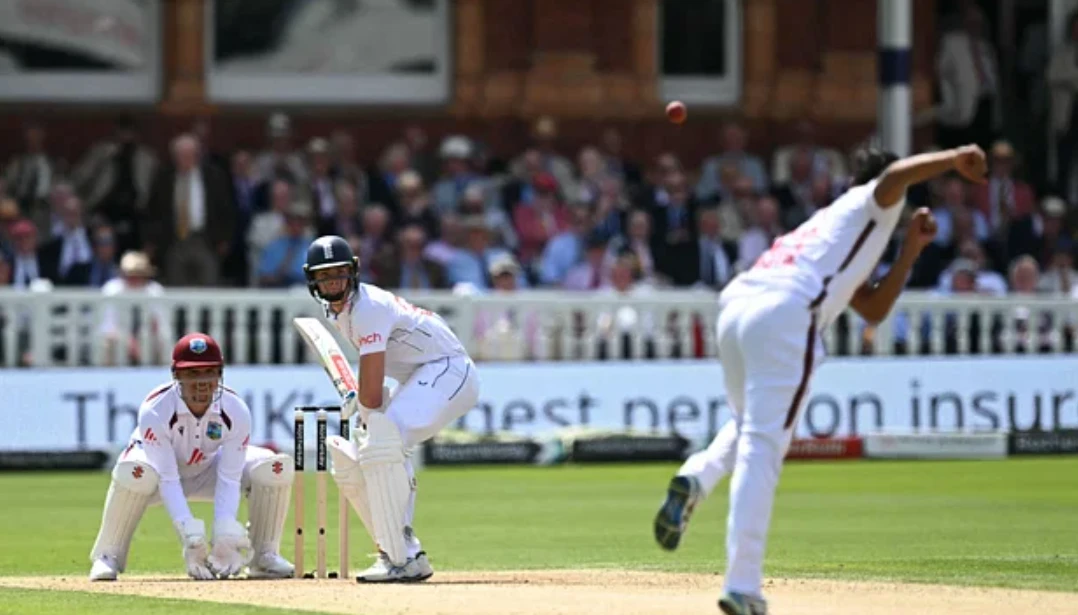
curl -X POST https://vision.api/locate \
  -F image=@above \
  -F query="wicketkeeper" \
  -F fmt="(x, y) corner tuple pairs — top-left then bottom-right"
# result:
(89, 333), (295, 581)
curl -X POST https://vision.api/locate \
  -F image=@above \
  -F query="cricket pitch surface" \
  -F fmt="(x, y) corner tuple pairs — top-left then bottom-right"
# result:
(1, 570), (1072, 615)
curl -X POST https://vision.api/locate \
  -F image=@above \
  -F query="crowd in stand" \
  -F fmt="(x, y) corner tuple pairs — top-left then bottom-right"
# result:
(2, 112), (1075, 301)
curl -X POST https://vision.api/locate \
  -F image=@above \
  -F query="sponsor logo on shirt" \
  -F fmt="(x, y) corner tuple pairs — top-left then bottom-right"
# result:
(186, 449), (205, 465)
(358, 333), (383, 347)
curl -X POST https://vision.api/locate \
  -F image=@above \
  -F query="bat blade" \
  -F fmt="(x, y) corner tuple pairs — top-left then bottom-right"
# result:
(293, 317), (358, 397)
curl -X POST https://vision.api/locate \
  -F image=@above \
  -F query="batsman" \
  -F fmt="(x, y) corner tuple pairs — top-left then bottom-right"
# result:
(89, 333), (295, 581)
(303, 235), (481, 582)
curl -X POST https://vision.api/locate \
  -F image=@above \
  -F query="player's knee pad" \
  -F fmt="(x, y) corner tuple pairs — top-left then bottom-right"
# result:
(327, 435), (362, 483)
(112, 460), (160, 495)
(357, 412), (410, 564)
(91, 461), (159, 568)
(246, 455), (292, 555)
(248, 454), (294, 487)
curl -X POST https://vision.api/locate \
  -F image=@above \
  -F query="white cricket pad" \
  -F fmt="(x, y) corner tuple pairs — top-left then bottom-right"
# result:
(327, 435), (376, 543)
(90, 460), (160, 570)
(356, 413), (411, 565)
(246, 454), (294, 556)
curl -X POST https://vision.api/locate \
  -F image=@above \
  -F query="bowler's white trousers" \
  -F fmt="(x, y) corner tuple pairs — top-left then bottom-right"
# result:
(678, 290), (823, 598)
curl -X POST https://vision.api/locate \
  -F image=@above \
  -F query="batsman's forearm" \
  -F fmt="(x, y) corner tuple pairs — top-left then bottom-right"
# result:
(857, 251), (919, 323)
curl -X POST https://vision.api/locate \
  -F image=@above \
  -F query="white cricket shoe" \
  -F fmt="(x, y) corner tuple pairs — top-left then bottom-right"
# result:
(355, 551), (433, 583)
(247, 552), (295, 579)
(89, 555), (120, 581)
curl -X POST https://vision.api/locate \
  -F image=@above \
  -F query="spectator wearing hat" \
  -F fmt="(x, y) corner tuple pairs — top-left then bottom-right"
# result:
(378, 224), (447, 291)
(257, 201), (314, 288)
(431, 136), (481, 215)
(144, 133), (235, 287)
(100, 251), (169, 366)
(7, 219), (41, 289)
(512, 172), (570, 267)
(473, 254), (542, 362)
(393, 170), (440, 240)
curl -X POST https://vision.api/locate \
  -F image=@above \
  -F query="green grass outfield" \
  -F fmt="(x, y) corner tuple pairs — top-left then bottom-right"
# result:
(0, 458), (1075, 613)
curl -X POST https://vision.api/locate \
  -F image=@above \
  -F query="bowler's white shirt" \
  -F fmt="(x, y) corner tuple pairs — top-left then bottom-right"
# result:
(329, 283), (467, 383)
(725, 178), (904, 328)
(127, 383), (251, 525)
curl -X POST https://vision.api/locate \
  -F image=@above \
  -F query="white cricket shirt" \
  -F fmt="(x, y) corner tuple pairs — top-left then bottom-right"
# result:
(330, 283), (468, 383)
(126, 382), (251, 525)
(724, 178), (905, 328)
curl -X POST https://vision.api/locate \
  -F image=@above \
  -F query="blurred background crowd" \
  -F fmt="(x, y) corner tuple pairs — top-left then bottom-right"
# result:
(3, 108), (1077, 304)
(2, 0), (1078, 367)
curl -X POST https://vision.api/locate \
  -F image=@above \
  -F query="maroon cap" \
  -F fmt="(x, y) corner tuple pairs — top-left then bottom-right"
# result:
(172, 332), (224, 370)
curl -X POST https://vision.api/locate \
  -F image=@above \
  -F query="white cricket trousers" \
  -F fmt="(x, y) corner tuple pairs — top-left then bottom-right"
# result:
(387, 355), (480, 531)
(118, 444), (279, 504)
(682, 290), (822, 599)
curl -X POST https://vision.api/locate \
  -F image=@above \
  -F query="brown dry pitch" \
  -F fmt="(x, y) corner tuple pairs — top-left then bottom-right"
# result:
(1, 570), (1075, 615)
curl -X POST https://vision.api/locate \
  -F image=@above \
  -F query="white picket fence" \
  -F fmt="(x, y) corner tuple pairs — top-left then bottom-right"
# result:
(0, 288), (1075, 368)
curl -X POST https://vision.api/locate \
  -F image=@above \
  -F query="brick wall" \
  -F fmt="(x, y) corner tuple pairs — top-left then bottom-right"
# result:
(0, 0), (937, 171)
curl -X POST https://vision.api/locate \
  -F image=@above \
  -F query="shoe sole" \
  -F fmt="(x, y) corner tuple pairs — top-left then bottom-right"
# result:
(653, 476), (694, 551)
(718, 595), (764, 615)
(356, 572), (433, 584)
(246, 570), (294, 580)
(717, 597), (742, 615)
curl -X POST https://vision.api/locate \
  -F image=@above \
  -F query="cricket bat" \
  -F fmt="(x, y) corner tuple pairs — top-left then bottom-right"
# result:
(293, 317), (359, 399)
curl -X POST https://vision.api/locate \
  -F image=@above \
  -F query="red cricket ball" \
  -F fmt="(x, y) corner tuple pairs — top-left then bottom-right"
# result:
(666, 101), (687, 124)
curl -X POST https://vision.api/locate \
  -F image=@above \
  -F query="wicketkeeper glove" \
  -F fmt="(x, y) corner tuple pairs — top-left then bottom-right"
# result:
(175, 518), (214, 581)
(208, 517), (252, 579)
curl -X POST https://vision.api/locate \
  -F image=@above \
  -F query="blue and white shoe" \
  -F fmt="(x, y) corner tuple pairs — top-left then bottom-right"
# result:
(355, 551), (434, 583)
(718, 591), (769, 615)
(653, 475), (701, 551)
